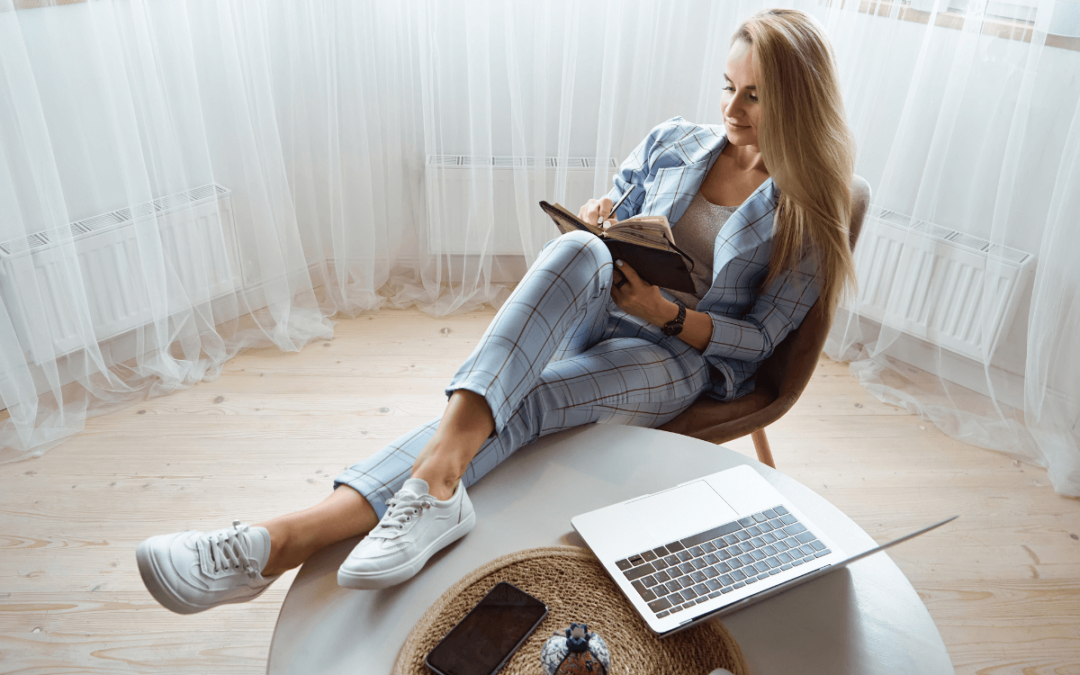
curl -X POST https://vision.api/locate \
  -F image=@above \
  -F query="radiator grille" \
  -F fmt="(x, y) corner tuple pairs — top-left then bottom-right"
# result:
(855, 208), (1035, 361)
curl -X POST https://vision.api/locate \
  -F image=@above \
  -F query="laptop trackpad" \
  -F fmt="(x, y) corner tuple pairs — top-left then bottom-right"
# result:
(624, 481), (740, 544)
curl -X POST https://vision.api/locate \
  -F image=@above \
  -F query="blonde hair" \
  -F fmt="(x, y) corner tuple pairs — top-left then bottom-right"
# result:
(733, 9), (856, 316)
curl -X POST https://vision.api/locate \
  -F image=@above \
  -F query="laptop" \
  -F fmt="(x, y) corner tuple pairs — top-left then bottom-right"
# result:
(571, 464), (957, 636)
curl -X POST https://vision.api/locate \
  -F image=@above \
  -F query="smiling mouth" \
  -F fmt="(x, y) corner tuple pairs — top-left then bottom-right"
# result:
(727, 122), (749, 128)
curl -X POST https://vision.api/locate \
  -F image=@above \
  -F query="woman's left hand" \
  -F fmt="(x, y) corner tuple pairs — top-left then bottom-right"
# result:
(610, 260), (675, 326)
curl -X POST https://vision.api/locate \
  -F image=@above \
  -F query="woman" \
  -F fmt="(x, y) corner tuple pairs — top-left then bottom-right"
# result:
(135, 8), (856, 614)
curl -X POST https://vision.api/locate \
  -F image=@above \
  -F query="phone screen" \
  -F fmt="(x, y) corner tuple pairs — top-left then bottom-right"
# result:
(426, 582), (548, 675)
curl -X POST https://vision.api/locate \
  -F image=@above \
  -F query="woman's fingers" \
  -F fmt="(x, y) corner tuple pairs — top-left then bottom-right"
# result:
(578, 196), (616, 226)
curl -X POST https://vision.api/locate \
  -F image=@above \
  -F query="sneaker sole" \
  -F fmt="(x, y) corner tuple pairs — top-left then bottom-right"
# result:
(337, 508), (477, 590)
(135, 540), (273, 615)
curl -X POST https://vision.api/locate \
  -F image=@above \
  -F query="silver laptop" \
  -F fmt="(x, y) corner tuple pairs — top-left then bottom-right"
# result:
(572, 464), (957, 636)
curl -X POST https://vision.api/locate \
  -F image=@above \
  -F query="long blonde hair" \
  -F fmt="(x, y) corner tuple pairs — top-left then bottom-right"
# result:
(733, 9), (856, 316)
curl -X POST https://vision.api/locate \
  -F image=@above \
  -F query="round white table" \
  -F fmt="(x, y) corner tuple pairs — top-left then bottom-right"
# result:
(267, 424), (955, 674)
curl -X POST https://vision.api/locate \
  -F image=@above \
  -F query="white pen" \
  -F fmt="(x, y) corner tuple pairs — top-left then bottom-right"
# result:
(599, 184), (635, 228)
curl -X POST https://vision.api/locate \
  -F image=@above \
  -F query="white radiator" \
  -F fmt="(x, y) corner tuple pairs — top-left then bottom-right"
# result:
(425, 156), (617, 255)
(0, 184), (239, 365)
(854, 209), (1036, 361)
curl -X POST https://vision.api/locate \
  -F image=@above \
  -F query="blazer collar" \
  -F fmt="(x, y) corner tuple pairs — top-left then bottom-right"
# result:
(672, 125), (780, 206)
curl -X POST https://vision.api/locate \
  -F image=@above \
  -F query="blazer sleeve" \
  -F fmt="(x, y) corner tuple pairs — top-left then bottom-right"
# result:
(700, 246), (824, 365)
(604, 117), (686, 222)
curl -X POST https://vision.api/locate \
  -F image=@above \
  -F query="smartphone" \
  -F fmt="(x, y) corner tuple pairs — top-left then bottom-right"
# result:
(425, 582), (548, 675)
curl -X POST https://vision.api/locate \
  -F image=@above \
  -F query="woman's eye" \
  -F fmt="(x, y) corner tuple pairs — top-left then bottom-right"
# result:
(749, 94), (758, 102)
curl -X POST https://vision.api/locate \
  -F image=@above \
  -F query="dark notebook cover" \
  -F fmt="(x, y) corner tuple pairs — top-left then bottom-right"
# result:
(539, 200), (696, 295)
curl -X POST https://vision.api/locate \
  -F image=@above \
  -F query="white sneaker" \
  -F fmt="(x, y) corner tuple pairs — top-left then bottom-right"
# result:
(337, 478), (476, 590)
(135, 520), (280, 614)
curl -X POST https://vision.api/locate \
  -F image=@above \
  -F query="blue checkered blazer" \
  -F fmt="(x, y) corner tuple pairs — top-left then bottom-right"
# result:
(604, 117), (822, 402)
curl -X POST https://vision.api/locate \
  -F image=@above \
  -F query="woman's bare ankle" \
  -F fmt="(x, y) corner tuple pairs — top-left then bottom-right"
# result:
(259, 521), (298, 577)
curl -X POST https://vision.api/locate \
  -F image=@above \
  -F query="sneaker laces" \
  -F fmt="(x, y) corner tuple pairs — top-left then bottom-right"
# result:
(205, 521), (261, 578)
(371, 492), (437, 538)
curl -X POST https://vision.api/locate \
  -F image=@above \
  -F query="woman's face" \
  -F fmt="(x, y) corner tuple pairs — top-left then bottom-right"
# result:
(721, 39), (762, 148)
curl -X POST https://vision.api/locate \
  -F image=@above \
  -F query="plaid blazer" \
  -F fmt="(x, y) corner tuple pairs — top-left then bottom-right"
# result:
(604, 116), (822, 402)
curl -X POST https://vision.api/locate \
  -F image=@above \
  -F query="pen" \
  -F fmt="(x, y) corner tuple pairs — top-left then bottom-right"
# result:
(599, 184), (635, 227)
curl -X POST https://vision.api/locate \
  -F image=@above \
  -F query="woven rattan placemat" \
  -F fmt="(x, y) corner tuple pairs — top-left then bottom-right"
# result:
(393, 546), (748, 675)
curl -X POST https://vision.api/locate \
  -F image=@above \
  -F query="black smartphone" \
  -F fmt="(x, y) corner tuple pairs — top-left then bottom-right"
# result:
(425, 582), (548, 675)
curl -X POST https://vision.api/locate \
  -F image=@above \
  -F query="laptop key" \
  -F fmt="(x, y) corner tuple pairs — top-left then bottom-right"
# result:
(796, 532), (817, 545)
(772, 539), (787, 551)
(757, 573), (771, 581)
(629, 555), (645, 566)
(774, 505), (789, 515)
(745, 575), (759, 585)
(750, 550), (766, 561)
(652, 546), (669, 557)
(721, 586), (734, 594)
(692, 583), (709, 596)
(768, 518), (785, 529)
(777, 552), (793, 564)
(781, 563), (793, 570)
(752, 561), (769, 573)
(717, 550), (732, 561)
(624, 563), (655, 581)
(749, 537), (764, 548)
(652, 558), (669, 571)
(815, 549), (832, 557)
(783, 523), (808, 536)
(811, 540), (827, 551)
(762, 545), (778, 556)
(735, 531), (750, 542)
(669, 590), (686, 603)
(688, 546), (705, 557)
(730, 569), (746, 581)
(746, 525), (763, 536)
(701, 542), (717, 553)
(719, 574), (734, 586)
(690, 571), (707, 583)
(763, 509), (777, 519)
(766, 557), (782, 569)
(682, 587), (698, 600)
(664, 581), (682, 594)
(706, 579), (721, 591)
(642, 550), (658, 562)
(799, 544), (815, 556)
(670, 605), (684, 614)
(737, 516), (755, 527)
(666, 541), (686, 553)
(679, 576), (695, 588)
(642, 576), (659, 588)
(737, 554), (754, 565)
(769, 569), (780, 575)
(753, 513), (767, 522)
(703, 553), (719, 565)
(639, 588), (657, 601)
(657, 610), (670, 618)
(758, 522), (774, 533)
(761, 533), (777, 544)
(722, 535), (739, 546)
(654, 570), (671, 583)
(648, 597), (672, 612)
(664, 554), (680, 566)
(709, 591), (722, 599)
(678, 563), (695, 574)
(733, 581), (746, 589)
(780, 514), (798, 525)
(792, 559), (804, 567)
(676, 550), (693, 562)
(738, 542), (753, 553)
(704, 567), (719, 579)
(615, 559), (632, 571)
(692, 559), (709, 570)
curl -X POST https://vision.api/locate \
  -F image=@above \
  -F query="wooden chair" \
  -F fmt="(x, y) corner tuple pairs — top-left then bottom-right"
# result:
(658, 176), (871, 468)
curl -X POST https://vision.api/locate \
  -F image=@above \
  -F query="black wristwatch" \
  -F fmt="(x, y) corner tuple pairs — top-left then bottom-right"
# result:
(661, 302), (686, 337)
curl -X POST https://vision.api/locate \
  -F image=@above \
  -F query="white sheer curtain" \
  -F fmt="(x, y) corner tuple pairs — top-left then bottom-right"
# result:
(822, 0), (1080, 496)
(2, 0), (1078, 496)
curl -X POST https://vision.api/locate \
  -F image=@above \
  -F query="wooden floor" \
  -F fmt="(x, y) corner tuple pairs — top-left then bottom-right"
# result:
(1, 304), (1078, 674)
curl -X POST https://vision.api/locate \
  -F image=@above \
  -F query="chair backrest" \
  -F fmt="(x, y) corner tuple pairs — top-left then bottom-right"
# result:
(750, 176), (871, 406)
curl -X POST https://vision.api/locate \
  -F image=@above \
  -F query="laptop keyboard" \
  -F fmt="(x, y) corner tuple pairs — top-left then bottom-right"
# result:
(614, 504), (830, 618)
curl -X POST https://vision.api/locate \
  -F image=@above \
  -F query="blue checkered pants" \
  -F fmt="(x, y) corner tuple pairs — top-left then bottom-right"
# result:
(334, 230), (713, 517)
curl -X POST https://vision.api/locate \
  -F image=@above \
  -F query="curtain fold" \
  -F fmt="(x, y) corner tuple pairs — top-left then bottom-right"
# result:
(2, 0), (1078, 495)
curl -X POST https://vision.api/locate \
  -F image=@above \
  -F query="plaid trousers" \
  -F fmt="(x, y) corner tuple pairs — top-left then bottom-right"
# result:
(334, 230), (713, 517)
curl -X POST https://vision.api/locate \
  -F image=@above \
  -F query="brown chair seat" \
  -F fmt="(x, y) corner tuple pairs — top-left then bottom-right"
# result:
(658, 176), (871, 467)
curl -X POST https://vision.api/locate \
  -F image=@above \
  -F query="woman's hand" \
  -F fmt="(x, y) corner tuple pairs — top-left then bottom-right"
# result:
(610, 259), (677, 326)
(578, 197), (616, 229)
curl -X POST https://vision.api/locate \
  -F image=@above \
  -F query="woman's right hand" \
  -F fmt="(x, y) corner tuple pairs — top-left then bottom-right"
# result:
(578, 197), (615, 230)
